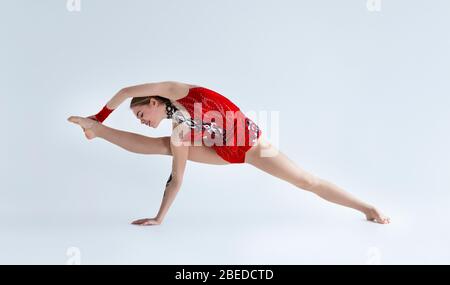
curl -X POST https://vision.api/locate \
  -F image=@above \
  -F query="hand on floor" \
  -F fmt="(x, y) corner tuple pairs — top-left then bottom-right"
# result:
(131, 218), (162, 226)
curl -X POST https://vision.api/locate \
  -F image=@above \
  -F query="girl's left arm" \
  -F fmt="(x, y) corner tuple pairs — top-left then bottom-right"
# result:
(131, 122), (190, 226)
(106, 81), (177, 110)
(89, 81), (186, 123)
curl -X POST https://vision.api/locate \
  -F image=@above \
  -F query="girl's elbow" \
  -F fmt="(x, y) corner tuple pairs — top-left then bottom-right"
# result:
(118, 87), (130, 98)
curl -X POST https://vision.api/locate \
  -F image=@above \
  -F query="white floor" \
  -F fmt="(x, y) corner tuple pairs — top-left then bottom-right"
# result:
(1, 180), (448, 265)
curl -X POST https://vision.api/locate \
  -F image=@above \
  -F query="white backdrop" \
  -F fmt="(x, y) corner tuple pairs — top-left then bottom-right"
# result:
(1, 0), (449, 264)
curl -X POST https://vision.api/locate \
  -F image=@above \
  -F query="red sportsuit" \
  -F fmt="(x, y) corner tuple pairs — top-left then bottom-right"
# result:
(174, 86), (262, 164)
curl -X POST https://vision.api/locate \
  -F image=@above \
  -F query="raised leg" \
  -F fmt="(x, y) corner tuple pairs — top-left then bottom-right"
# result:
(96, 124), (171, 155)
(68, 116), (229, 165)
(97, 125), (229, 165)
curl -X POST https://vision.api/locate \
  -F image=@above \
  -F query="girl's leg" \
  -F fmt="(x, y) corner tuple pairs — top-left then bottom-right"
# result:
(244, 137), (390, 224)
(96, 124), (171, 155)
(68, 116), (229, 165)
(96, 124), (229, 165)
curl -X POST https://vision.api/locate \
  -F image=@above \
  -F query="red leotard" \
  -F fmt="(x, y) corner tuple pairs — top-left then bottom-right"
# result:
(174, 86), (262, 164)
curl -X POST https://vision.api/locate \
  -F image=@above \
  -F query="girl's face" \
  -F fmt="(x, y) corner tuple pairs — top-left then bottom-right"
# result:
(131, 98), (166, 128)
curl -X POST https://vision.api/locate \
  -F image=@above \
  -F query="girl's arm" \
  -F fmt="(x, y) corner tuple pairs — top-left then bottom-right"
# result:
(90, 81), (189, 122)
(131, 122), (190, 226)
(106, 81), (181, 109)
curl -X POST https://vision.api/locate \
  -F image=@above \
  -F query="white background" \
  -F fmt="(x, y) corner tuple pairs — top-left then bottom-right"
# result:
(1, 0), (449, 264)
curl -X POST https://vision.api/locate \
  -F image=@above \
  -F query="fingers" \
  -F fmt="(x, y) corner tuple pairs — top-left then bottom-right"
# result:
(131, 219), (159, 226)
(132, 219), (148, 225)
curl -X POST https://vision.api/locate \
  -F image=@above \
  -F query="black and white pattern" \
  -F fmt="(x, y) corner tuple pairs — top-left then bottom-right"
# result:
(172, 110), (260, 146)
(165, 101), (178, 119)
(246, 118), (260, 145)
(173, 110), (227, 145)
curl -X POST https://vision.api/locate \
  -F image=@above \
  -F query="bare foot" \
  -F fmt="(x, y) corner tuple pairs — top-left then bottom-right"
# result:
(364, 206), (391, 224)
(67, 116), (100, 140)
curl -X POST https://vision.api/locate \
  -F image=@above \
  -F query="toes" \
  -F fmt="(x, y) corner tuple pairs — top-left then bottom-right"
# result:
(366, 212), (390, 224)
(366, 216), (375, 222)
(378, 217), (390, 224)
(68, 116), (82, 124)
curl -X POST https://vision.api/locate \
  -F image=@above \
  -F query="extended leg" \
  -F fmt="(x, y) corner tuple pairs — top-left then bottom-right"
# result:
(245, 137), (390, 224)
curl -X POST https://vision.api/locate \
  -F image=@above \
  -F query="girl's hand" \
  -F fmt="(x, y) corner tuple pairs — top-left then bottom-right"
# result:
(67, 116), (100, 140)
(131, 218), (162, 226)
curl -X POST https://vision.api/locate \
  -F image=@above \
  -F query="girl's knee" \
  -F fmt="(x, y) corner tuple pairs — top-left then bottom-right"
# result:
(295, 175), (320, 191)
